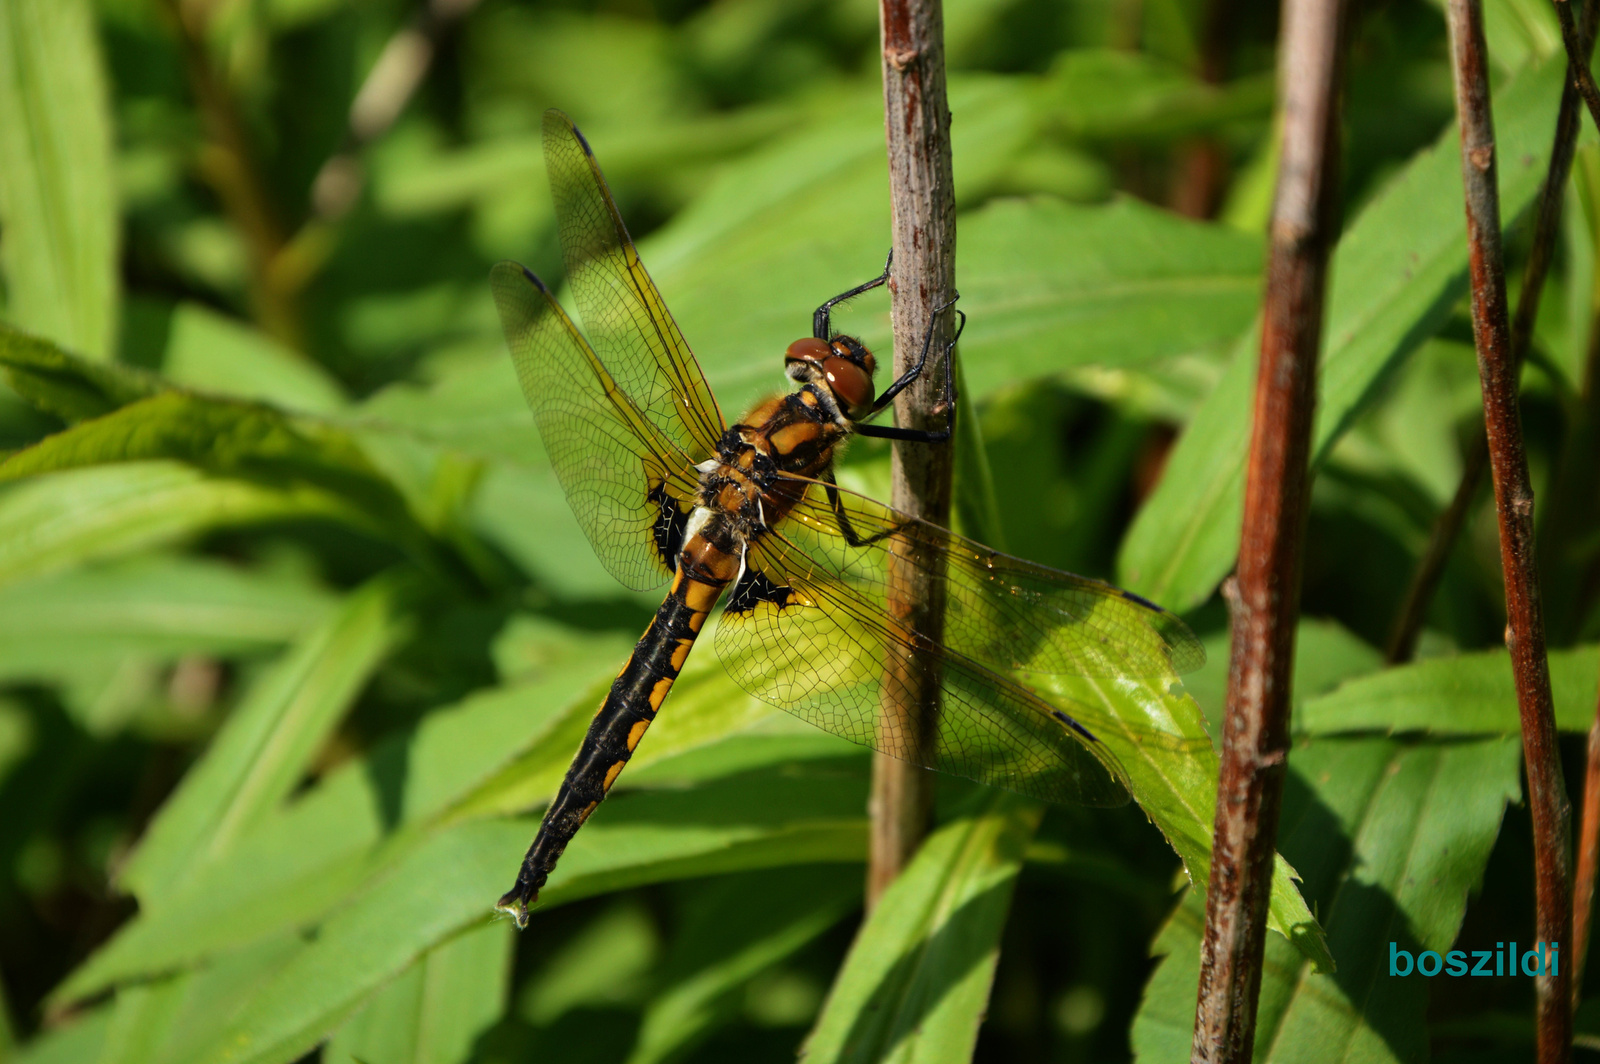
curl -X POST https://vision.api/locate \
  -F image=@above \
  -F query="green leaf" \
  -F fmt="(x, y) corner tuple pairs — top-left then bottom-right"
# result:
(0, 555), (333, 684)
(51, 637), (785, 1001)
(116, 574), (410, 906)
(1132, 736), (1521, 1063)
(1183, 618), (1383, 739)
(1300, 643), (1600, 735)
(1037, 49), (1275, 141)
(0, 462), (346, 591)
(802, 793), (1040, 1064)
(161, 304), (347, 414)
(0, 0), (119, 360)
(324, 920), (513, 1064)
(1026, 659), (1330, 969)
(0, 391), (446, 566)
(11, 1008), (110, 1064)
(520, 900), (660, 1023)
(626, 866), (859, 1064)
(1118, 53), (1574, 610)
(635, 77), (1259, 421)
(164, 775), (866, 1064)
(954, 196), (1262, 395)
(0, 323), (160, 422)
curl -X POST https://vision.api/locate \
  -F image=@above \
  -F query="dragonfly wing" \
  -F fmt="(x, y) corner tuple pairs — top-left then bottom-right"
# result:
(490, 262), (701, 592)
(781, 485), (1207, 681)
(712, 480), (1209, 805)
(543, 109), (726, 461)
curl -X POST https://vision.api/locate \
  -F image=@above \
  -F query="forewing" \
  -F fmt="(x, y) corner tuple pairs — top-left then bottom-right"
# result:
(490, 262), (700, 592)
(542, 109), (726, 460)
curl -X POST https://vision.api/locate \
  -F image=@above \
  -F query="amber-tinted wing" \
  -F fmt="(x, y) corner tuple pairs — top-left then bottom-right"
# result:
(713, 479), (1207, 805)
(490, 263), (702, 591)
(542, 109), (725, 461)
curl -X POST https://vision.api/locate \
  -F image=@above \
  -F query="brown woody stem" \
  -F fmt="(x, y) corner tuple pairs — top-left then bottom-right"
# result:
(868, 0), (959, 907)
(1190, 0), (1345, 1057)
(1388, 0), (1598, 664)
(1447, 0), (1574, 1057)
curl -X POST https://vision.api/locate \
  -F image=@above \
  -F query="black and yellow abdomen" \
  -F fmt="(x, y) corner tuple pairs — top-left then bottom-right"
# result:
(497, 558), (729, 927)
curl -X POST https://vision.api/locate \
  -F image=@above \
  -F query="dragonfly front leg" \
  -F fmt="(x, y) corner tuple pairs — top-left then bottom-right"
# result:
(854, 303), (966, 444)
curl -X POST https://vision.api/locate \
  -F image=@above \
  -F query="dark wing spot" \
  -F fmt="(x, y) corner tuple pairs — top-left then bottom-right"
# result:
(1120, 588), (1162, 612)
(1052, 710), (1098, 743)
(726, 566), (794, 614)
(520, 265), (548, 293)
(573, 124), (595, 157)
(648, 484), (690, 571)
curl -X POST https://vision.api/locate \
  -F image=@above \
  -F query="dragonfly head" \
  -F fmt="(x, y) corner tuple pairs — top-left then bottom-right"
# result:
(785, 335), (877, 420)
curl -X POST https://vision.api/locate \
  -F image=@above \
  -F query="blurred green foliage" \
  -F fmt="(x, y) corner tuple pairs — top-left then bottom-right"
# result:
(2, 0), (1600, 1061)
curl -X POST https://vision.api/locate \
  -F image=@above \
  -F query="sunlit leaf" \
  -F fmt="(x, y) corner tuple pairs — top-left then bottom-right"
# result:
(803, 793), (1040, 1064)
(1133, 736), (1521, 1063)
(1300, 643), (1600, 735)
(0, 0), (118, 360)
(162, 304), (347, 413)
(627, 866), (859, 1064)
(0, 462), (344, 591)
(1118, 53), (1575, 610)
(0, 322), (159, 422)
(324, 921), (513, 1064)
(116, 574), (410, 906)
(0, 555), (332, 684)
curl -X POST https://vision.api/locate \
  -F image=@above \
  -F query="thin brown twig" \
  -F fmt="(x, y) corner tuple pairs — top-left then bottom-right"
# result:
(1385, 437), (1489, 662)
(161, 0), (298, 346)
(1171, 0), (1236, 218)
(1446, 0), (1574, 1057)
(1574, 706), (1600, 1005)
(1554, 0), (1600, 132)
(1190, 0), (1345, 1056)
(1385, 0), (1600, 664)
(867, 0), (959, 907)
(1567, 272), (1600, 1008)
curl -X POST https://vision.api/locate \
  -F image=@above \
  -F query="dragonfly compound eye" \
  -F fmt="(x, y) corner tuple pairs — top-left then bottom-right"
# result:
(786, 337), (832, 368)
(822, 356), (874, 419)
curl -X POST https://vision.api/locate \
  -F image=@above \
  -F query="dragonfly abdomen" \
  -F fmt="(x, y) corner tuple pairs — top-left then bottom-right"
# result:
(496, 553), (731, 928)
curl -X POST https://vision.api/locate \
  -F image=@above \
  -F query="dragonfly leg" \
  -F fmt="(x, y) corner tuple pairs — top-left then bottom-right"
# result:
(855, 303), (965, 444)
(821, 470), (906, 547)
(813, 250), (894, 340)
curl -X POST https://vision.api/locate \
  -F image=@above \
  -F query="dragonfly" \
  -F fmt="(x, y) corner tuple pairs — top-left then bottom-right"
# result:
(489, 109), (1205, 927)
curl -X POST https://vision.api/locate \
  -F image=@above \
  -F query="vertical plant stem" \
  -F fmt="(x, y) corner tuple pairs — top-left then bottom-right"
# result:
(161, 0), (298, 347)
(1190, 0), (1344, 1056)
(869, 0), (959, 907)
(1574, 705), (1600, 1004)
(1554, 0), (1600, 130)
(1447, 0), (1573, 1057)
(1172, 0), (1234, 218)
(1387, 0), (1599, 664)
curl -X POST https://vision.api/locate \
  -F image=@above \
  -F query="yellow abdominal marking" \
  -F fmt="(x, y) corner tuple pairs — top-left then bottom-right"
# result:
(649, 676), (674, 709)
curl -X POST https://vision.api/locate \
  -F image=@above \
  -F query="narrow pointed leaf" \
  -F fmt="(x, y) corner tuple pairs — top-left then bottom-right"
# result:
(324, 921), (513, 1064)
(117, 575), (409, 905)
(0, 324), (159, 421)
(803, 793), (1041, 1064)
(1301, 644), (1600, 735)
(1133, 736), (1521, 1062)
(0, 0), (118, 360)
(0, 462), (348, 591)
(1118, 53), (1572, 609)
